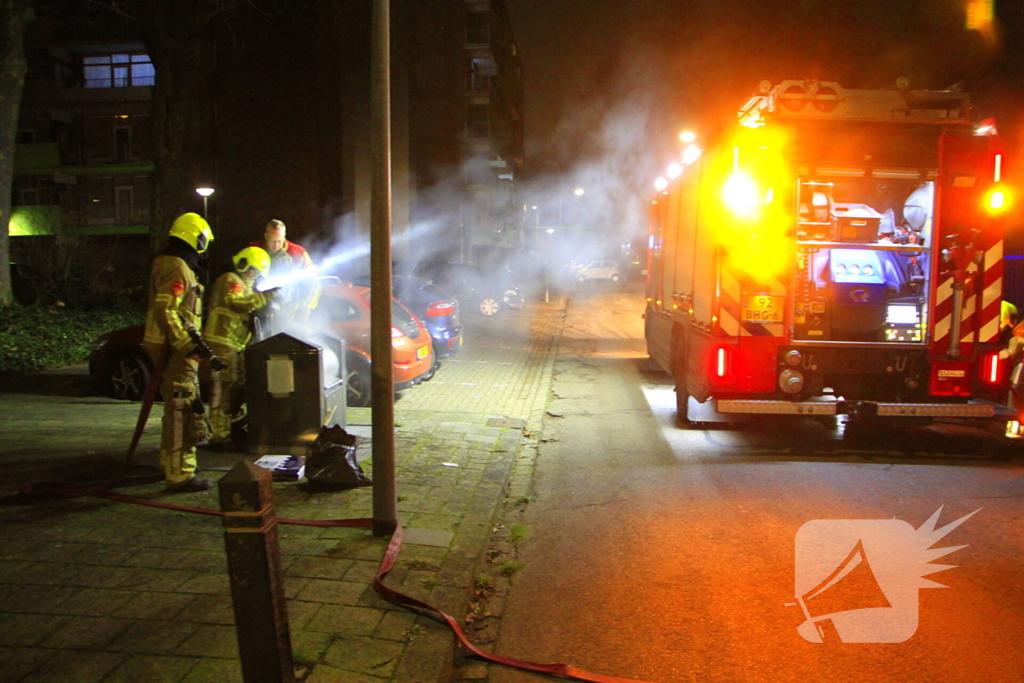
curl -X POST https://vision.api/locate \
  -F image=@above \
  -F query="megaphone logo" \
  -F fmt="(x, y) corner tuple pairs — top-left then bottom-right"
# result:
(789, 507), (979, 643)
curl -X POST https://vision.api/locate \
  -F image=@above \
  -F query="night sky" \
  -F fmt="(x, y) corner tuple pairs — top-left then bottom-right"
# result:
(506, 0), (1024, 178)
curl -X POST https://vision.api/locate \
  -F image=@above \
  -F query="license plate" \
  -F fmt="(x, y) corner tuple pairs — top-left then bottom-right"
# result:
(416, 346), (429, 360)
(742, 295), (783, 323)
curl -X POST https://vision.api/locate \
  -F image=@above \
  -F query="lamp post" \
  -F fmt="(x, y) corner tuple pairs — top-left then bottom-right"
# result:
(195, 187), (215, 219)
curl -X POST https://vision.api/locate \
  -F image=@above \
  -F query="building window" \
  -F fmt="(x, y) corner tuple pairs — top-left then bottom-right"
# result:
(114, 126), (132, 162)
(83, 53), (155, 88)
(468, 59), (494, 92)
(115, 186), (133, 225)
(466, 11), (489, 44)
(467, 104), (489, 139)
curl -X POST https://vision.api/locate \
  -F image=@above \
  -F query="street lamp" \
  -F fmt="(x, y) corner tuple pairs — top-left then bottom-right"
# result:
(574, 187), (585, 197)
(195, 187), (215, 219)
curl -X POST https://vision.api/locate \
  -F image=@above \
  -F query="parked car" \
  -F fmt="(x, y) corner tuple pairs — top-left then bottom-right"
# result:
(575, 260), (621, 283)
(88, 281), (434, 407)
(314, 280), (434, 406)
(351, 274), (464, 359)
(88, 324), (150, 401)
(410, 261), (522, 316)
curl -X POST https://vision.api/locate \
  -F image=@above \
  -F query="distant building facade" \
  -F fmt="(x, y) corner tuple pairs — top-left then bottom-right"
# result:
(10, 0), (524, 275)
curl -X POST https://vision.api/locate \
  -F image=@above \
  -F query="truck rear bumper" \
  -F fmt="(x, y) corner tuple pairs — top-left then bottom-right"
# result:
(716, 399), (997, 419)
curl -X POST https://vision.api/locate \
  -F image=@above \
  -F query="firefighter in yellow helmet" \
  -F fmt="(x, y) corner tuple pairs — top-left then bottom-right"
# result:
(143, 213), (221, 493)
(203, 246), (276, 450)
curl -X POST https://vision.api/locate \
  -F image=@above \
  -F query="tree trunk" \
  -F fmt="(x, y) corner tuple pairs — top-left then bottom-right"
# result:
(0, 0), (33, 307)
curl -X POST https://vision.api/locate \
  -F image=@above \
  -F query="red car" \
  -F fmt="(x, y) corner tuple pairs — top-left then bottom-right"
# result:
(88, 281), (434, 407)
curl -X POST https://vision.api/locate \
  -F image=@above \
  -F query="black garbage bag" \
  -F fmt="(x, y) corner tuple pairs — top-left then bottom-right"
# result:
(302, 425), (371, 491)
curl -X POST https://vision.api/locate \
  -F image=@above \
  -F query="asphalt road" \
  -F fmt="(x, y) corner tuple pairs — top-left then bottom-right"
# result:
(491, 281), (1024, 683)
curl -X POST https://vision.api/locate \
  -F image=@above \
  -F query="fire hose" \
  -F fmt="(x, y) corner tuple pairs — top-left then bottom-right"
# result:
(14, 476), (654, 683)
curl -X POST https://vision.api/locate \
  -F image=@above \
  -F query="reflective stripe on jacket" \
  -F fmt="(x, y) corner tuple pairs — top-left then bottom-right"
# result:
(203, 271), (269, 352)
(143, 254), (201, 354)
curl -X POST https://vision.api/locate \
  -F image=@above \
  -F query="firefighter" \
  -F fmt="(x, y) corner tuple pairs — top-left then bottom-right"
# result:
(251, 219), (320, 331)
(143, 213), (219, 493)
(203, 246), (276, 450)
(999, 319), (1024, 411)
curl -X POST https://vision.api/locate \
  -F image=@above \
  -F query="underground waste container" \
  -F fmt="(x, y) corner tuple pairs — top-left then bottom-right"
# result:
(246, 332), (346, 456)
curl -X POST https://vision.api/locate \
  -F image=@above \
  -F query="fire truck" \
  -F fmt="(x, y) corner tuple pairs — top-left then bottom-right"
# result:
(645, 80), (1013, 429)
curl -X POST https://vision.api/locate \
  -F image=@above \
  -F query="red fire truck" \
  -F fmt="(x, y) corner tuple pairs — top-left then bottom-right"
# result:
(645, 80), (1012, 429)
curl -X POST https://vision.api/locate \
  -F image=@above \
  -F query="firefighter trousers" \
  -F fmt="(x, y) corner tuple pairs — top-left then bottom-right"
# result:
(159, 353), (202, 485)
(209, 348), (244, 442)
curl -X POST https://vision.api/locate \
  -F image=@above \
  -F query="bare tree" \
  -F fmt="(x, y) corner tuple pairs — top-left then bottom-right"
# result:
(0, 0), (33, 307)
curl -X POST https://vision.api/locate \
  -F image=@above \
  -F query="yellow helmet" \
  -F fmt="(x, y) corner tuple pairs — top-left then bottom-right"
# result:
(168, 213), (213, 253)
(233, 246), (271, 277)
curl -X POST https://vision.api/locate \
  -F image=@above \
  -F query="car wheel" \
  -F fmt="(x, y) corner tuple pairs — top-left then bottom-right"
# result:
(109, 352), (152, 401)
(610, 273), (620, 282)
(577, 274), (587, 283)
(345, 353), (372, 407)
(422, 352), (441, 382)
(478, 297), (500, 316)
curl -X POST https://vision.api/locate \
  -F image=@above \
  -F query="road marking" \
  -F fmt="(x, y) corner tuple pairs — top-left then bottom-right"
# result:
(461, 383), (477, 386)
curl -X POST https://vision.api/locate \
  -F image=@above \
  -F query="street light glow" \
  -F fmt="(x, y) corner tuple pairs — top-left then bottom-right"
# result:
(682, 144), (701, 165)
(679, 131), (696, 143)
(195, 187), (215, 197)
(667, 162), (683, 179)
(574, 188), (585, 196)
(654, 177), (668, 192)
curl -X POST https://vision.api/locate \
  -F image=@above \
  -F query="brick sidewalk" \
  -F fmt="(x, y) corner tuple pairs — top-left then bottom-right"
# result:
(0, 300), (565, 683)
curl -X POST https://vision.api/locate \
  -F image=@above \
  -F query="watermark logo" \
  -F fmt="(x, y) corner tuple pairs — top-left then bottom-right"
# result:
(788, 507), (979, 643)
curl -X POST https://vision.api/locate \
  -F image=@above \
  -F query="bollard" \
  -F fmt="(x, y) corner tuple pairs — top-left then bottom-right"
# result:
(218, 461), (295, 683)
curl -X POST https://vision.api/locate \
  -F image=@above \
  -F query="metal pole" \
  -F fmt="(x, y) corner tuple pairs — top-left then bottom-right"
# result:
(370, 0), (397, 536)
(202, 196), (208, 220)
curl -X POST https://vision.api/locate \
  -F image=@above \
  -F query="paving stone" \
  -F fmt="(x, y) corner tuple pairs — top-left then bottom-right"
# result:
(41, 615), (134, 649)
(0, 613), (67, 646)
(0, 645), (56, 682)
(306, 664), (387, 683)
(373, 611), (419, 641)
(0, 583), (78, 615)
(109, 619), (201, 654)
(178, 572), (230, 595)
(286, 599), (322, 631)
(305, 604), (385, 636)
(180, 657), (243, 683)
(290, 629), (334, 663)
(392, 626), (454, 683)
(117, 567), (196, 592)
(403, 527), (454, 548)
(113, 591), (196, 620)
(286, 555), (354, 580)
(53, 588), (136, 616)
(177, 593), (234, 625)
(323, 634), (405, 677)
(175, 623), (239, 658)
(19, 649), (127, 683)
(103, 654), (199, 683)
(294, 578), (367, 605)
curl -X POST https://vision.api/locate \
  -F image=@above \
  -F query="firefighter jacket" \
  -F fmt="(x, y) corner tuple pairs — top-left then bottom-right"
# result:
(250, 239), (321, 313)
(204, 271), (270, 352)
(144, 251), (202, 357)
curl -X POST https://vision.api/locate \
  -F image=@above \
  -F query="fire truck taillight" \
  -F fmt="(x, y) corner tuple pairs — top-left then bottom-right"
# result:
(716, 347), (729, 378)
(981, 352), (1003, 385)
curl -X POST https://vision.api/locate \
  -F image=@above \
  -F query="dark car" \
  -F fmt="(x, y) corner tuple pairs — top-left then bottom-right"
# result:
(88, 324), (151, 401)
(410, 261), (522, 317)
(351, 274), (464, 359)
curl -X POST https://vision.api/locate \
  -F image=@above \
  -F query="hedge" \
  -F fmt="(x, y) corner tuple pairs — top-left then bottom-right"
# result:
(0, 304), (144, 373)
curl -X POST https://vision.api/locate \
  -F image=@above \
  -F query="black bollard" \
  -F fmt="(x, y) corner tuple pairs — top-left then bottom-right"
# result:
(218, 461), (295, 683)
